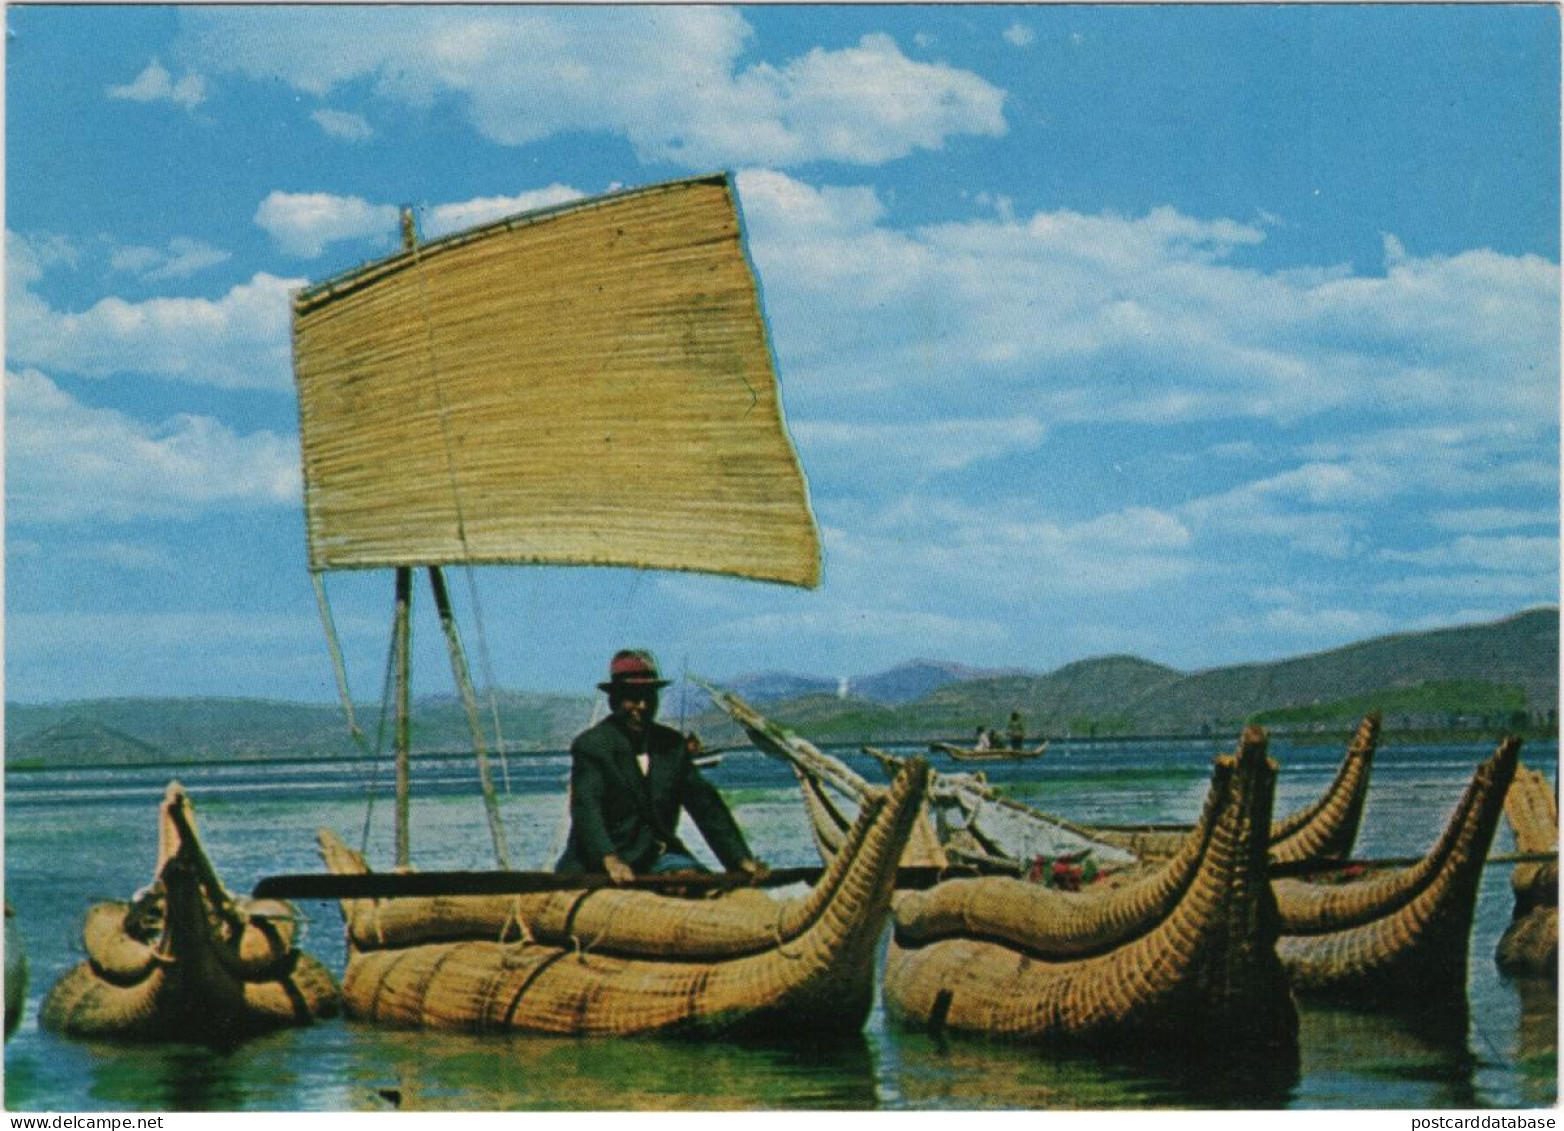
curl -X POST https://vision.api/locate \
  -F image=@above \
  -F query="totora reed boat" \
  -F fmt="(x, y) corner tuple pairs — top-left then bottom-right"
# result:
(1081, 713), (1381, 866)
(270, 173), (928, 1038)
(1495, 762), (1558, 978)
(882, 727), (1298, 1055)
(1275, 736), (1521, 1003)
(316, 757), (927, 1036)
(41, 783), (339, 1041)
(727, 691), (1524, 1006)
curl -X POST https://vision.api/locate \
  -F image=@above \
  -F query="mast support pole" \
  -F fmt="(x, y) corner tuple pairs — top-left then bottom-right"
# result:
(428, 566), (512, 868)
(393, 566), (414, 869)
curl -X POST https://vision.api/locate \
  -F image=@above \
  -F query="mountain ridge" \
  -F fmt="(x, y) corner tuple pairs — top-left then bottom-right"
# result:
(7, 606), (1556, 764)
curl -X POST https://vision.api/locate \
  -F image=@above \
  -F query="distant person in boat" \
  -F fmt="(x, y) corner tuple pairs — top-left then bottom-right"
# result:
(974, 727), (992, 751)
(555, 649), (770, 885)
(987, 728), (1005, 750)
(1007, 711), (1026, 751)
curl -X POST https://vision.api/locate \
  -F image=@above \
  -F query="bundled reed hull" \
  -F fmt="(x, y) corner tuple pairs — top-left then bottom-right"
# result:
(883, 729), (1298, 1055)
(1087, 714), (1380, 865)
(5, 904), (26, 1040)
(41, 784), (339, 1041)
(1275, 737), (1521, 1002)
(325, 758), (929, 1036)
(1496, 762), (1557, 977)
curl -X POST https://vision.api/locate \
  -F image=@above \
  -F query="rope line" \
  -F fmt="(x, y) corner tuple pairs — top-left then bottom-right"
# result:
(406, 205), (512, 862)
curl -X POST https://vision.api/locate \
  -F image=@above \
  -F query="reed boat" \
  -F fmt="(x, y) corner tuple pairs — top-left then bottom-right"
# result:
(1083, 713), (1381, 865)
(931, 741), (1049, 763)
(1495, 762), (1557, 977)
(276, 175), (871, 1037)
(882, 727), (1298, 1055)
(5, 903), (27, 1040)
(1273, 736), (1520, 1003)
(41, 783), (339, 1041)
(318, 757), (928, 1037)
(704, 683), (1138, 880)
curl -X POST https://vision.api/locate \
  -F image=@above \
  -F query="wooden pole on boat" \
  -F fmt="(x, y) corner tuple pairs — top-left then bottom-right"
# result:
(390, 207), (420, 871)
(393, 566), (414, 869)
(428, 566), (511, 868)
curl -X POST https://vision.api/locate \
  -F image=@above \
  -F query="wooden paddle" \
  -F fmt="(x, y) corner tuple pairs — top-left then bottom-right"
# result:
(252, 862), (993, 901)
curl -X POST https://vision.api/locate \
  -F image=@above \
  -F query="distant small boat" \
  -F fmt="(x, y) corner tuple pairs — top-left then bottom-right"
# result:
(930, 741), (1049, 763)
(4, 902), (27, 1040)
(41, 783), (339, 1042)
(1495, 761), (1557, 978)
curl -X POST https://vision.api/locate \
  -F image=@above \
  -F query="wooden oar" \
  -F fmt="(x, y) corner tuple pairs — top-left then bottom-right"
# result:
(252, 863), (993, 901)
(1270, 850), (1557, 879)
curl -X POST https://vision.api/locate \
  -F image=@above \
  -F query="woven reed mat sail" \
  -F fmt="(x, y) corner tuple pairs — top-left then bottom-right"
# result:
(1087, 713), (1380, 865)
(327, 758), (928, 1036)
(292, 173), (818, 585)
(1496, 762), (1558, 977)
(882, 728), (1298, 1055)
(1276, 736), (1520, 1001)
(42, 784), (339, 1040)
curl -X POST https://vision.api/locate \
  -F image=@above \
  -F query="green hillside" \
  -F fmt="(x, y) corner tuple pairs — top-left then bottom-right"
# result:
(7, 607), (1556, 766)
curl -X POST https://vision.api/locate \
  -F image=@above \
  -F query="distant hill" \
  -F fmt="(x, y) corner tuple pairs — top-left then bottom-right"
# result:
(690, 608), (1559, 744)
(849, 659), (1022, 705)
(6, 607), (1556, 766)
(8, 719), (164, 766)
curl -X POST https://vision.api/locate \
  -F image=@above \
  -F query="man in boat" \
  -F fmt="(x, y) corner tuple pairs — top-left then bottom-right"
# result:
(1007, 711), (1026, 751)
(973, 727), (992, 752)
(555, 650), (770, 885)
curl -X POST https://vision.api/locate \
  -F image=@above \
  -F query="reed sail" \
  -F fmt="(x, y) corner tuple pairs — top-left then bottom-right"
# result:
(290, 174), (923, 1037)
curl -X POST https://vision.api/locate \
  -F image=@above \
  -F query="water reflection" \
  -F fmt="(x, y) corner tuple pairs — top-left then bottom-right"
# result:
(336, 1026), (880, 1111)
(1297, 1001), (1480, 1108)
(871, 1025), (1299, 1110)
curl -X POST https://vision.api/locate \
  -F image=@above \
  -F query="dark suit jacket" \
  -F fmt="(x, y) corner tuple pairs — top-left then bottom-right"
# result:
(553, 714), (752, 874)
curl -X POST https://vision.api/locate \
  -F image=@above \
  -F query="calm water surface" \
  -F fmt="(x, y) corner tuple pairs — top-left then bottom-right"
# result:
(4, 736), (1557, 1111)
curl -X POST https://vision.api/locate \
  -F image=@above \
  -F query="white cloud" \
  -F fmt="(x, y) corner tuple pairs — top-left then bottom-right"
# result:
(1429, 507), (1559, 534)
(728, 171), (1558, 437)
(110, 236), (231, 281)
(107, 58), (206, 111)
(820, 496), (1195, 603)
(254, 192), (400, 258)
(175, 9), (1005, 168)
(422, 186), (586, 238)
(1380, 534), (1560, 573)
(1249, 606), (1396, 640)
(66, 541), (179, 571)
(252, 186), (589, 256)
(792, 416), (1045, 475)
(5, 369), (301, 523)
(7, 268), (301, 389)
(311, 108), (374, 142)
(1004, 23), (1037, 48)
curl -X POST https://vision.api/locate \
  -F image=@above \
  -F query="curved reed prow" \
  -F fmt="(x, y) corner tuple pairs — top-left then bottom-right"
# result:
(1279, 734), (1522, 1004)
(1496, 760), (1558, 978)
(1270, 712), (1380, 866)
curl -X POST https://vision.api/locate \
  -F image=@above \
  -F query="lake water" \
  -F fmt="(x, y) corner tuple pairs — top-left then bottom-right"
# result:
(4, 734), (1557, 1111)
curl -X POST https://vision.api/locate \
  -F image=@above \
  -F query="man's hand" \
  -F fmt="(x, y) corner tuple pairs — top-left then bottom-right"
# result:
(738, 858), (771, 884)
(603, 854), (636, 885)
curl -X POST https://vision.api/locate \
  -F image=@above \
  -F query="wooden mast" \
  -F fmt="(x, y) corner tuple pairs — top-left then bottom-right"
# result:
(391, 206), (420, 870)
(392, 565), (413, 869)
(428, 567), (510, 868)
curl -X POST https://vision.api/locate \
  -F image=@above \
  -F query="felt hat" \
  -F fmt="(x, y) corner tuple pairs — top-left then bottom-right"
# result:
(598, 649), (671, 693)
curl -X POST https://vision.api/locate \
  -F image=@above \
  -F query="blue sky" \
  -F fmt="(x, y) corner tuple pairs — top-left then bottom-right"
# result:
(5, 5), (1559, 704)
